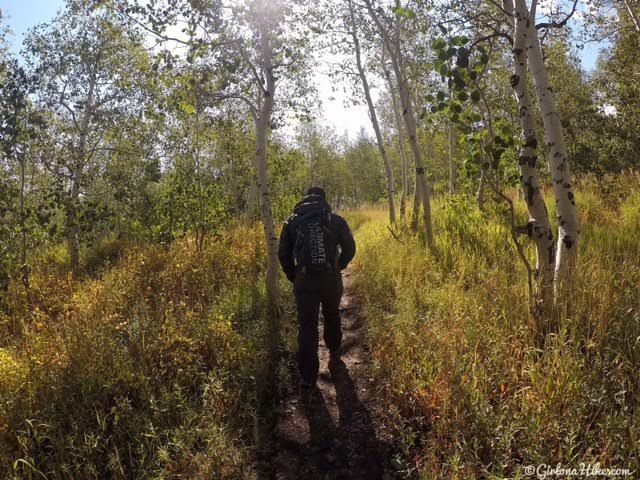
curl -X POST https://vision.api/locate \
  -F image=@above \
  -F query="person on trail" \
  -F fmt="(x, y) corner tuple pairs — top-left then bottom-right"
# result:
(278, 186), (356, 389)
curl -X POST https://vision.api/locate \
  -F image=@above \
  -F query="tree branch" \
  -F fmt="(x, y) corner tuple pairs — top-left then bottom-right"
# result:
(535, 0), (578, 29)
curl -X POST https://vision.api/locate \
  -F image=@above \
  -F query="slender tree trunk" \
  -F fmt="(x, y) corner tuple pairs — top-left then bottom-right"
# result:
(67, 73), (96, 276)
(510, 0), (555, 308)
(18, 149), (31, 304)
(521, 0), (579, 296)
(382, 54), (408, 219)
(448, 121), (456, 194)
(397, 103), (408, 219)
(347, 0), (395, 224)
(68, 172), (81, 275)
(411, 176), (421, 231)
(256, 22), (280, 311)
(477, 169), (486, 211)
(365, 0), (434, 247)
(621, 0), (640, 33)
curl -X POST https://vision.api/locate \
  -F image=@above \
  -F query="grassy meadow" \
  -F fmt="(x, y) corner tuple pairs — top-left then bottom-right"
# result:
(351, 173), (640, 477)
(0, 173), (638, 478)
(0, 223), (299, 478)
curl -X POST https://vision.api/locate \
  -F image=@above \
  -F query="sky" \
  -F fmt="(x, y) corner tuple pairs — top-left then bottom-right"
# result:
(1, 0), (608, 140)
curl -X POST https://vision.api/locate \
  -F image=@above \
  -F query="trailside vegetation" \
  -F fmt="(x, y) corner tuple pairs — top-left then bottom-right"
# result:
(1, 0), (639, 476)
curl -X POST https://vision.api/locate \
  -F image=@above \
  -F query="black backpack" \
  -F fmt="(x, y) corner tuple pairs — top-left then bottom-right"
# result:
(292, 209), (338, 275)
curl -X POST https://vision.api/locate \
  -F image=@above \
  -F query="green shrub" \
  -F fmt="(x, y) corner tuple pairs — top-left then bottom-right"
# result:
(353, 178), (640, 478)
(0, 224), (285, 479)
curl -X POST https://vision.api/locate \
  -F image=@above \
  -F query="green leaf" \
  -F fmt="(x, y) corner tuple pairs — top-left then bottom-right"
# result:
(451, 36), (469, 46)
(179, 101), (195, 115)
(392, 6), (416, 18)
(431, 38), (447, 51)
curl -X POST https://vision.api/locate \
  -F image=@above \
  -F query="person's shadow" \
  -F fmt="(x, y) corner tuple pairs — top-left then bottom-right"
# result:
(270, 357), (392, 479)
(326, 357), (389, 479)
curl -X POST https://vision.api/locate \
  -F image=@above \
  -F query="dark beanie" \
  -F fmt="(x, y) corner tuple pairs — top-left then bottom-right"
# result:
(305, 186), (326, 198)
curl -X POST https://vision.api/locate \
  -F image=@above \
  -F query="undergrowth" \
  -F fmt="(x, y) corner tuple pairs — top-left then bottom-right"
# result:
(353, 173), (640, 478)
(0, 222), (294, 479)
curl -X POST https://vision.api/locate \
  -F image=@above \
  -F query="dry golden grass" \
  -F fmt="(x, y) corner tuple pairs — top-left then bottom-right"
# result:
(0, 223), (284, 479)
(352, 174), (640, 478)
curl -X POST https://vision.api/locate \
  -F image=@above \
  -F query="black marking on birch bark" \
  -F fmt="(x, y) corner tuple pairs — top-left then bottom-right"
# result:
(526, 181), (536, 206)
(563, 183), (571, 188)
(563, 236), (574, 249)
(514, 48), (524, 56)
(567, 191), (574, 202)
(510, 74), (520, 87)
(415, 167), (425, 175)
(523, 137), (538, 149)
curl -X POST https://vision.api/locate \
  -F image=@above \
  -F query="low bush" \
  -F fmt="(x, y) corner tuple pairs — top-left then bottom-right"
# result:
(0, 223), (291, 479)
(353, 179), (640, 478)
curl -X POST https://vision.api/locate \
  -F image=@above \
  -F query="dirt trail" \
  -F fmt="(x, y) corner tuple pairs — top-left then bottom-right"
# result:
(260, 269), (397, 479)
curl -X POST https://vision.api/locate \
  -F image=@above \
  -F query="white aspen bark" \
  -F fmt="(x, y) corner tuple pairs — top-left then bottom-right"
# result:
(448, 121), (456, 194)
(19, 146), (31, 303)
(520, 0), (579, 293)
(365, 0), (434, 247)
(382, 54), (408, 218)
(621, 0), (640, 33)
(347, 0), (395, 224)
(68, 71), (96, 276)
(395, 93), (409, 218)
(511, 0), (555, 303)
(411, 176), (421, 230)
(256, 21), (280, 311)
(476, 169), (486, 211)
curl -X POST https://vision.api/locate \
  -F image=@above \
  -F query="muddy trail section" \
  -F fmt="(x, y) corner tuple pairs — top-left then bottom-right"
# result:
(258, 269), (399, 479)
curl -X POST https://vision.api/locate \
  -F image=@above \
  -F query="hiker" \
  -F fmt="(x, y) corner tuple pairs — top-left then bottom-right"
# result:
(278, 187), (356, 388)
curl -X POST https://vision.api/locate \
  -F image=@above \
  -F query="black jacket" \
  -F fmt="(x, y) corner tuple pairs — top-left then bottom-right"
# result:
(278, 194), (356, 282)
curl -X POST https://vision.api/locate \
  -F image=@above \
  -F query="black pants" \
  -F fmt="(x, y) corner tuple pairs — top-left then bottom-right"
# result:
(294, 271), (343, 383)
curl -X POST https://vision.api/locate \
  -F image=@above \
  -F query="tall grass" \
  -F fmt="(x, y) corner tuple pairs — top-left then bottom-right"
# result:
(0, 223), (292, 479)
(353, 174), (640, 478)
